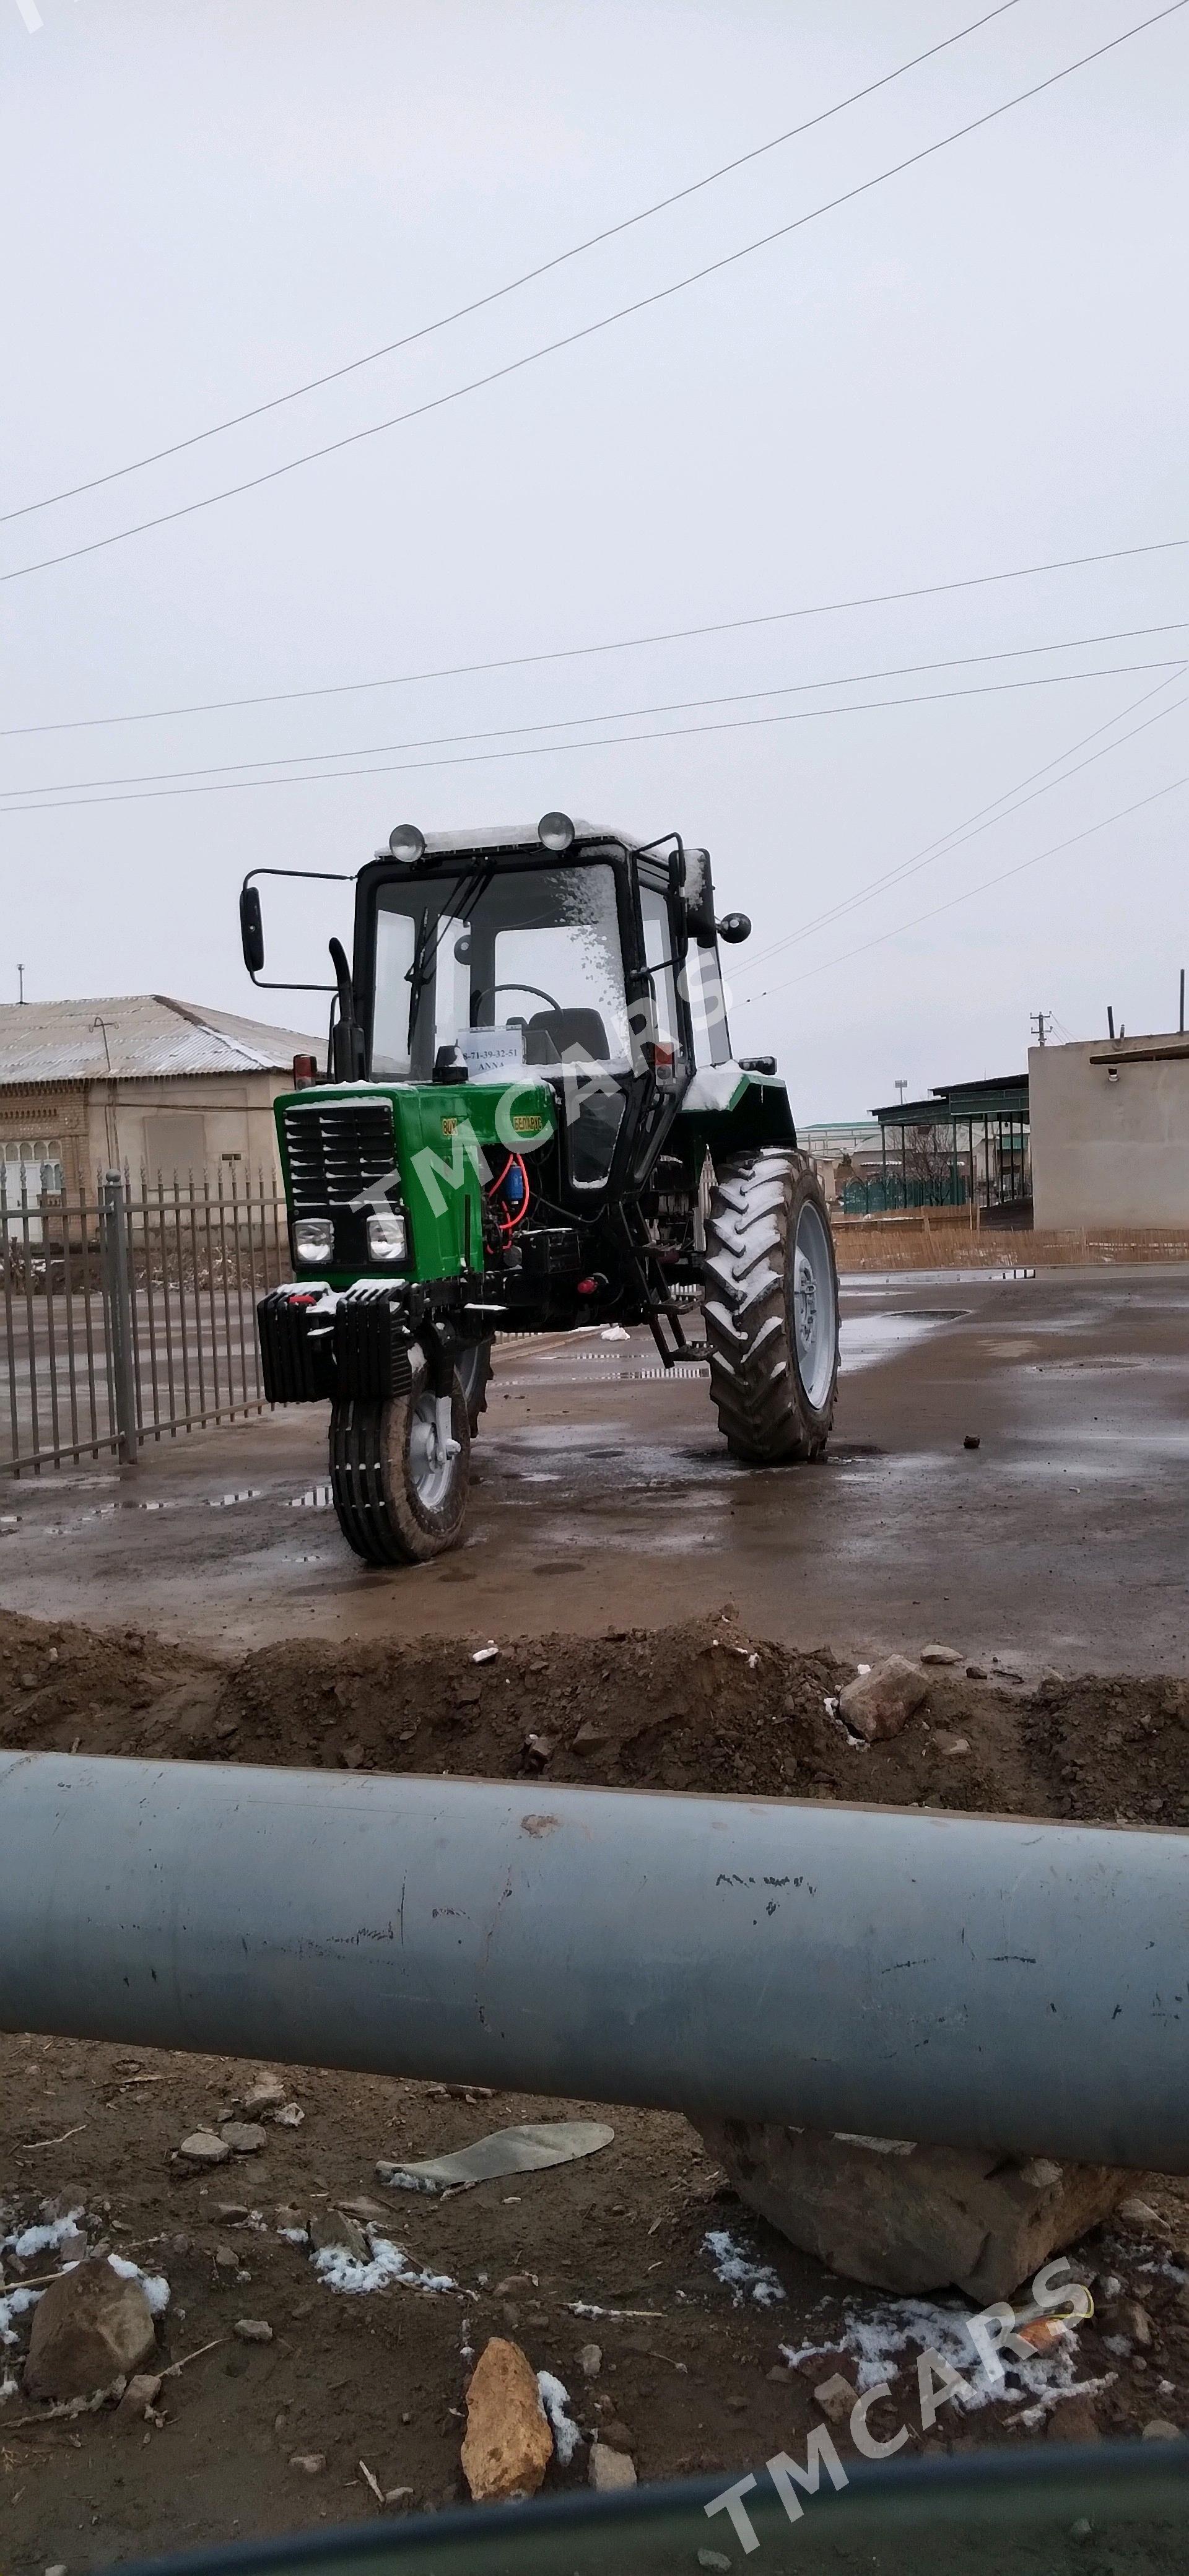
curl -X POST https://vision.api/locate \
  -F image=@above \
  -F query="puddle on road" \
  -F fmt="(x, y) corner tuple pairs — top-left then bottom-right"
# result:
(499, 1310), (952, 1390)
(843, 1268), (1034, 1290)
(839, 1312), (951, 1373)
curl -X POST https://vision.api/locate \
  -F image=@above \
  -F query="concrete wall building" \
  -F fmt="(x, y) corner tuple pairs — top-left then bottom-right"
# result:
(0, 994), (322, 1218)
(799, 1120), (884, 1208)
(1029, 1030), (1189, 1229)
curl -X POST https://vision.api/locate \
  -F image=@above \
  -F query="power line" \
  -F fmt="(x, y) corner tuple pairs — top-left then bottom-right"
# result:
(0, 2), (1025, 528)
(3, 659), (1184, 821)
(5, 1), (1185, 589)
(738, 774), (1189, 1003)
(3, 536), (1183, 740)
(6, 620), (1182, 803)
(742, 668), (1188, 967)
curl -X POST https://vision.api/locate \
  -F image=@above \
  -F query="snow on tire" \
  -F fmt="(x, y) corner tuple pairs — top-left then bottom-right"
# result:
(702, 1148), (839, 1463)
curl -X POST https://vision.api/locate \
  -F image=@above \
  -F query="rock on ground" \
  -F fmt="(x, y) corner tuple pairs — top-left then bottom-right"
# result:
(219, 2121), (268, 2156)
(461, 2336), (554, 2502)
(176, 2130), (230, 2166)
(240, 2074), (287, 2115)
(697, 2120), (1127, 2300)
(24, 2257), (157, 2401)
(589, 2442), (637, 2491)
(115, 2372), (163, 2429)
(837, 1656), (928, 1743)
(308, 2209), (370, 2262)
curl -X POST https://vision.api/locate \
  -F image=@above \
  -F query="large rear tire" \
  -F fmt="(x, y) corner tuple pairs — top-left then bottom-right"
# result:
(329, 1352), (471, 1565)
(702, 1148), (839, 1463)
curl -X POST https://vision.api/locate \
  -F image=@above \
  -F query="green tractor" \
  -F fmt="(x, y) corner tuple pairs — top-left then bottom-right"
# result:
(241, 813), (838, 1566)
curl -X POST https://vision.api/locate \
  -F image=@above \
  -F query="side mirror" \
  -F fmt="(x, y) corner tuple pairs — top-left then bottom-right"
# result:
(716, 912), (751, 945)
(239, 885), (264, 976)
(681, 847), (717, 945)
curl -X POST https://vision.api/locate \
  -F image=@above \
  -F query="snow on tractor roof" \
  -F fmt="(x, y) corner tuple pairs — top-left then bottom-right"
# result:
(411, 822), (639, 858)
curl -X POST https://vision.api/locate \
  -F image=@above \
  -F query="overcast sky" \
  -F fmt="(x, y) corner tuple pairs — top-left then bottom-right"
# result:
(1, 0), (1185, 1118)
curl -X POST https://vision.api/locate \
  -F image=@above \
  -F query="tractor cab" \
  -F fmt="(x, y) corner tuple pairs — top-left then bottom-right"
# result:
(351, 814), (738, 1207)
(239, 812), (837, 1571)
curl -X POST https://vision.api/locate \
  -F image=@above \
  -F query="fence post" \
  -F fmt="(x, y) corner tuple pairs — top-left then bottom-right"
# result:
(100, 1171), (138, 1466)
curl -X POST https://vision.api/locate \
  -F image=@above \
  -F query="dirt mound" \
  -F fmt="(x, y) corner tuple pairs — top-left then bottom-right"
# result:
(1022, 1669), (1189, 1825)
(2, 1605), (1187, 1828)
(0, 1611), (211, 1752)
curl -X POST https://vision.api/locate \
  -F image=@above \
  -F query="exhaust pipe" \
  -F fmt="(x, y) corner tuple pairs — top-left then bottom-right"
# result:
(1, 1753), (1185, 2170)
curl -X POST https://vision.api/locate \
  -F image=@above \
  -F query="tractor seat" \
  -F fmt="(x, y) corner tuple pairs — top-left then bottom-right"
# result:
(524, 1007), (611, 1063)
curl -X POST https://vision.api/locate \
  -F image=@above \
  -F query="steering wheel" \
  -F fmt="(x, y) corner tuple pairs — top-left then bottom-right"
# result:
(470, 980), (560, 1019)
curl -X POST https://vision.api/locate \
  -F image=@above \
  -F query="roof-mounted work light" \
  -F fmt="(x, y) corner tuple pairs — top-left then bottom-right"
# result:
(538, 811), (575, 854)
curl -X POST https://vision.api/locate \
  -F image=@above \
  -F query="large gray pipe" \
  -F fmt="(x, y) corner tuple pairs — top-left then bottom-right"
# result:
(1, 1751), (1185, 2170)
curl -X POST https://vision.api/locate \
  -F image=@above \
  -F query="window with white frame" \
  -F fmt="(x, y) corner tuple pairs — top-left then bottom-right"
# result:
(1, 1137), (65, 1199)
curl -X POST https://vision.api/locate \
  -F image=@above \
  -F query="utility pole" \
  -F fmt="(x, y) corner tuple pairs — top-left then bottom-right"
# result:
(1180, 968), (1185, 1036)
(16, 964), (25, 1005)
(1030, 1011), (1052, 1048)
(894, 1077), (908, 1106)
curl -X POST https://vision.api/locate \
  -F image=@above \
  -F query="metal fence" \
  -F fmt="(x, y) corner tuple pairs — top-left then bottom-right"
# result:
(1, 1168), (288, 1476)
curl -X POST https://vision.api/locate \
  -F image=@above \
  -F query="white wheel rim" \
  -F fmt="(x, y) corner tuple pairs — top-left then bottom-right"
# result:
(791, 1202), (837, 1410)
(407, 1389), (456, 1510)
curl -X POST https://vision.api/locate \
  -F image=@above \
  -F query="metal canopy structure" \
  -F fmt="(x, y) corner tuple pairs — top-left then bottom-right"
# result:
(863, 1072), (1030, 1216)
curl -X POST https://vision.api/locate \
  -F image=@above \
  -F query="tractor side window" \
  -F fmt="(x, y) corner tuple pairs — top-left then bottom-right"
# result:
(638, 884), (687, 1075)
(372, 907), (417, 1076)
(684, 938), (731, 1065)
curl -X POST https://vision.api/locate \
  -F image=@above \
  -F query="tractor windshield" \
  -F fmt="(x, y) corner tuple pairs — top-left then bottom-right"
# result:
(370, 861), (631, 1082)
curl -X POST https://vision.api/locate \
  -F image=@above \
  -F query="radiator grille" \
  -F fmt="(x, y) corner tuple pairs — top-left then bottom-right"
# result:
(283, 1100), (396, 1214)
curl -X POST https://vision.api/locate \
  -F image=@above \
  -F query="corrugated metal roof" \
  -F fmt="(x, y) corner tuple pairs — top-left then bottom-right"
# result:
(0, 994), (323, 1085)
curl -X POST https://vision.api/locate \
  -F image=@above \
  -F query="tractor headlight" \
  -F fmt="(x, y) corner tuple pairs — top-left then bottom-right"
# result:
(294, 1216), (335, 1265)
(367, 1209), (408, 1263)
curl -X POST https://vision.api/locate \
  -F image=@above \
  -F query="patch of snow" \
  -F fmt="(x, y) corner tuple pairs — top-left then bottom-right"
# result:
(703, 2229), (785, 2308)
(568, 2300), (663, 2321)
(538, 2368), (583, 2464)
(0, 2209), (90, 2346)
(108, 2255), (170, 2316)
(0, 2286), (41, 2346)
(3, 2210), (84, 2263)
(277, 2226), (308, 2246)
(600, 1324), (630, 1340)
(313, 2234), (459, 2297)
(0, 2370), (19, 2403)
(782, 2291), (1114, 2417)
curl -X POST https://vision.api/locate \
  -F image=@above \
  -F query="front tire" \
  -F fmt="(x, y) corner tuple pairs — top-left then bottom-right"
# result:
(702, 1149), (839, 1462)
(329, 1354), (471, 1565)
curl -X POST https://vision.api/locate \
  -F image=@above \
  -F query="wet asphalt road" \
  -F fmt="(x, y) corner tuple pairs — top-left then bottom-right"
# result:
(1, 1265), (1186, 1673)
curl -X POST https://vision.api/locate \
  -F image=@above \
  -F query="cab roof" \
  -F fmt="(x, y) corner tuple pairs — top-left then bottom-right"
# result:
(385, 822), (642, 860)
